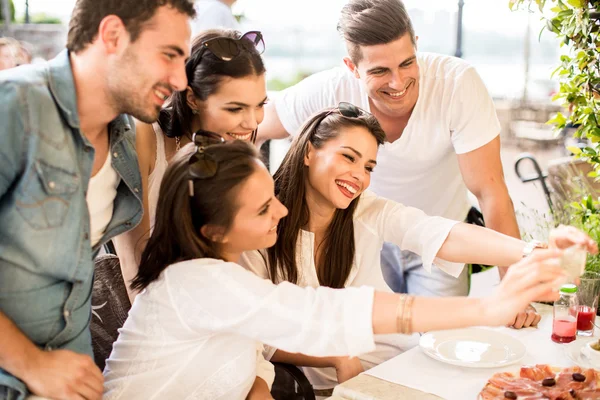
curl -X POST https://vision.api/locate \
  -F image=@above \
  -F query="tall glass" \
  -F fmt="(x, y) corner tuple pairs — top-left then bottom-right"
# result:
(577, 271), (600, 336)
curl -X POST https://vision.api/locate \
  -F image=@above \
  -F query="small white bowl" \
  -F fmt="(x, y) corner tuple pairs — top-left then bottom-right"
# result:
(580, 341), (600, 367)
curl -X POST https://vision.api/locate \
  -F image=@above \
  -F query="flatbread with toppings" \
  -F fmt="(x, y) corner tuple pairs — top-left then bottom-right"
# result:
(479, 364), (600, 399)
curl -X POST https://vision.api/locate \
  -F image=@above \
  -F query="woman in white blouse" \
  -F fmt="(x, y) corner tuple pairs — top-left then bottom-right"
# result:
(103, 136), (572, 400)
(240, 103), (598, 392)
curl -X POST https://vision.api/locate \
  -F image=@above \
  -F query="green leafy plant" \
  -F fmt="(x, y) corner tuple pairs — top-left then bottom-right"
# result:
(567, 195), (600, 271)
(510, 0), (600, 170)
(511, 0), (600, 270)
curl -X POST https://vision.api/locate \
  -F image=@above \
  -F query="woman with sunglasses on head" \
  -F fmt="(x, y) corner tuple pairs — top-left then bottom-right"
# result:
(104, 134), (571, 399)
(113, 29), (267, 300)
(240, 103), (598, 394)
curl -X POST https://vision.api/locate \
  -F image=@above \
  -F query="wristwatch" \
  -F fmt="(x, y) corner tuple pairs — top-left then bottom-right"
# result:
(522, 240), (547, 258)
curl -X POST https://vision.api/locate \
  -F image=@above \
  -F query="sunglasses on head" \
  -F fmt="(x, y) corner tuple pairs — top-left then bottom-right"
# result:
(203, 31), (265, 60)
(186, 31), (265, 78)
(313, 102), (367, 132)
(325, 102), (365, 118)
(188, 130), (225, 196)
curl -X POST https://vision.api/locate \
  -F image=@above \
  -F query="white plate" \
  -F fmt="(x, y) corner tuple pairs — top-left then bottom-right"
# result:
(419, 328), (526, 368)
(565, 337), (600, 368)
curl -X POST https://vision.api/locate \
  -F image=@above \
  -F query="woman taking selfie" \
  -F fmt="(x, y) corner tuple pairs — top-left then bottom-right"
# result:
(241, 103), (598, 392)
(103, 134), (576, 399)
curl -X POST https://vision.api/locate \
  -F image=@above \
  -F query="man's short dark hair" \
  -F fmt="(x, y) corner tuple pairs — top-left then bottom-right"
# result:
(337, 0), (416, 65)
(67, 0), (196, 53)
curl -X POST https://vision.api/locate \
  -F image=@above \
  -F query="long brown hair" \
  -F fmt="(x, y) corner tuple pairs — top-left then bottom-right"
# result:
(131, 140), (260, 290)
(267, 107), (386, 288)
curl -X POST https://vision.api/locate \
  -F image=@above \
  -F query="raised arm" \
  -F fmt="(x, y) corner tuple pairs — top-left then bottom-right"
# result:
(173, 250), (565, 358)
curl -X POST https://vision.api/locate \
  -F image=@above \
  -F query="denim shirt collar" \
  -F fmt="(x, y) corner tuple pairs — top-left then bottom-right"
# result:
(47, 50), (80, 130)
(46, 50), (132, 145)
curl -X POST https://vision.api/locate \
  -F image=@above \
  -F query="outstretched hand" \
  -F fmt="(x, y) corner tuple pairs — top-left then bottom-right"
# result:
(484, 249), (567, 327)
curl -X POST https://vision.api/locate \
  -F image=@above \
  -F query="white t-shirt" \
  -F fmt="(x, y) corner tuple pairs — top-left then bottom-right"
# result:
(241, 190), (461, 389)
(86, 152), (120, 247)
(274, 52), (501, 222)
(103, 259), (376, 400)
(191, 0), (240, 38)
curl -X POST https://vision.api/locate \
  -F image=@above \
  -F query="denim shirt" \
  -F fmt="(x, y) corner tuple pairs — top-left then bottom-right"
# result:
(0, 50), (143, 398)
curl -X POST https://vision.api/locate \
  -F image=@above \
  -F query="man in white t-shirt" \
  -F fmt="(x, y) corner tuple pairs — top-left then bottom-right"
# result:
(259, 0), (537, 329)
(191, 0), (240, 38)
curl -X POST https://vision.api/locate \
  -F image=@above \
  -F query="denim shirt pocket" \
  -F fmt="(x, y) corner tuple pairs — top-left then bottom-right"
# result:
(16, 160), (79, 230)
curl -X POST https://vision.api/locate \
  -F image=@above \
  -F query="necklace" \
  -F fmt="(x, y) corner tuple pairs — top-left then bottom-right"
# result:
(175, 136), (181, 152)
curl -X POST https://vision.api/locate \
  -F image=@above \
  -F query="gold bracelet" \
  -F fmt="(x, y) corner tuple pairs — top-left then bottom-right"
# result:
(401, 295), (415, 335)
(395, 294), (407, 334)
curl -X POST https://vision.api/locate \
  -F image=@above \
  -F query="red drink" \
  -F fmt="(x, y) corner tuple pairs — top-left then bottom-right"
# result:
(577, 305), (596, 332)
(552, 317), (577, 343)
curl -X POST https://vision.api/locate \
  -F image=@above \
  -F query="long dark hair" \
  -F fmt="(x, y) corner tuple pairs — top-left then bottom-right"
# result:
(131, 140), (260, 290)
(157, 28), (266, 140)
(267, 108), (386, 288)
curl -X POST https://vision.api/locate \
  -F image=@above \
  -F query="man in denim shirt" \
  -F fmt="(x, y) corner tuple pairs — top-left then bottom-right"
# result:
(0, 1), (195, 399)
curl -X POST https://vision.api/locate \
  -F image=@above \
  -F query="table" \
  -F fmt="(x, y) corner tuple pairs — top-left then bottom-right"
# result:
(330, 303), (598, 400)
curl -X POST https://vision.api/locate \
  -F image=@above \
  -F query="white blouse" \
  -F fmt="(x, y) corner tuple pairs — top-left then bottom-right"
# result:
(103, 259), (376, 400)
(240, 190), (461, 389)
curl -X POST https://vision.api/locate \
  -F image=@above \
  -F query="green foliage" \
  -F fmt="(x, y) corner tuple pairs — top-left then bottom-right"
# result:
(564, 196), (600, 272)
(30, 13), (62, 24)
(0, 0), (16, 23)
(511, 0), (600, 270)
(510, 0), (600, 169)
(267, 71), (311, 92)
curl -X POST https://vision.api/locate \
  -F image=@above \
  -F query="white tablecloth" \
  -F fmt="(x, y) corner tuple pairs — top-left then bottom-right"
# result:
(362, 303), (597, 399)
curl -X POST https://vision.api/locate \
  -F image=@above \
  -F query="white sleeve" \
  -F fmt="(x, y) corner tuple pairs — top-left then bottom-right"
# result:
(239, 250), (270, 280)
(255, 343), (275, 390)
(274, 69), (341, 136)
(166, 261), (376, 357)
(359, 191), (464, 277)
(240, 251), (278, 360)
(449, 67), (501, 154)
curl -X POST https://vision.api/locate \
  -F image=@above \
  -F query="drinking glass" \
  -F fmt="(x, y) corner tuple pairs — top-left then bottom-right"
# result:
(577, 271), (600, 336)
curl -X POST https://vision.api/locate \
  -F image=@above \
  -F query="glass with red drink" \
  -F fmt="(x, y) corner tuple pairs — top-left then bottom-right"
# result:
(577, 271), (600, 336)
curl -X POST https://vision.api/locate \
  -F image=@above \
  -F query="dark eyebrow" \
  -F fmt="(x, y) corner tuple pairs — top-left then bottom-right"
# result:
(341, 146), (377, 165)
(161, 45), (186, 57)
(226, 96), (269, 107)
(366, 66), (390, 75)
(258, 198), (272, 212)
(366, 55), (417, 75)
(399, 55), (417, 67)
